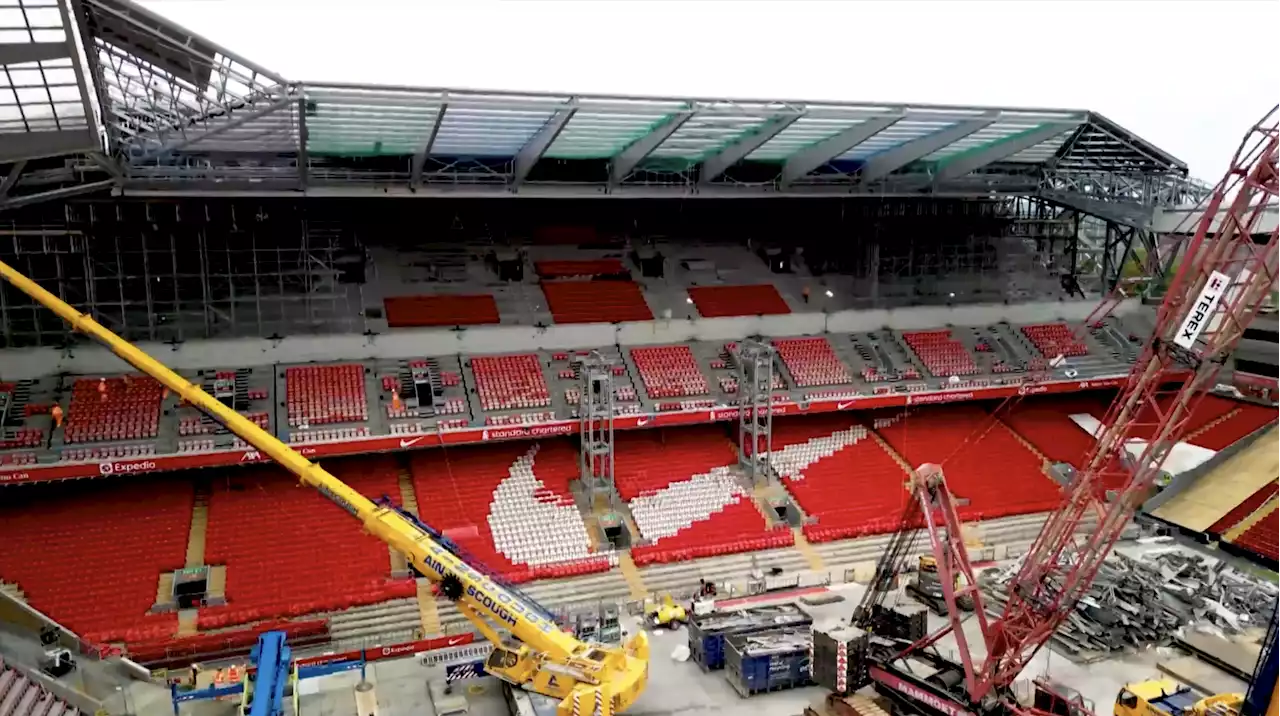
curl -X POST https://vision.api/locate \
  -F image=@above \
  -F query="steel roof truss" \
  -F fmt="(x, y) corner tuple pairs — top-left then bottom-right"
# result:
(609, 111), (694, 186)
(510, 105), (577, 188)
(699, 113), (802, 184)
(857, 114), (999, 184)
(780, 114), (903, 187)
(935, 121), (1080, 181)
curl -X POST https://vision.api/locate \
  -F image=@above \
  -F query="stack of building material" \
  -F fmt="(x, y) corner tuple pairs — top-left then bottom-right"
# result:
(982, 548), (1278, 661)
(811, 625), (871, 696)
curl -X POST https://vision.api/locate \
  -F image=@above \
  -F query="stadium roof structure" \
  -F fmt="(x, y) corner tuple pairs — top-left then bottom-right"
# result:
(0, 0), (1208, 229)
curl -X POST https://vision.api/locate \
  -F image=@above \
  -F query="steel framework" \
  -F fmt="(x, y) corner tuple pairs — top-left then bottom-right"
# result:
(736, 339), (775, 484)
(578, 351), (617, 504)
(0, 0), (1203, 230)
(913, 108), (1279, 708)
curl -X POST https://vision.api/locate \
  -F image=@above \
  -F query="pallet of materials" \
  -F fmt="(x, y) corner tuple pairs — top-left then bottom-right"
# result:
(811, 624), (871, 696)
(725, 627), (813, 697)
(688, 604), (813, 671)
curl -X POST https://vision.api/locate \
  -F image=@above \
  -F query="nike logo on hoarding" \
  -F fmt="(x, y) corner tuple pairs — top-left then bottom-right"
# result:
(399, 437), (425, 448)
(837, 400), (857, 410)
(446, 636), (466, 646)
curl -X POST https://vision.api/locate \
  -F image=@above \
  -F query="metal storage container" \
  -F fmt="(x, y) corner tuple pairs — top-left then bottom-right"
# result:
(724, 627), (813, 697)
(688, 604), (812, 671)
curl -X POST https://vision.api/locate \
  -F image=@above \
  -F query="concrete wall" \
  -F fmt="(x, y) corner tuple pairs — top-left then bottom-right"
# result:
(0, 298), (1141, 380)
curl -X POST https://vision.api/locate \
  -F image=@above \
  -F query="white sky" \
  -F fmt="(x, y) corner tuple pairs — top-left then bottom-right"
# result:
(140, 0), (1279, 182)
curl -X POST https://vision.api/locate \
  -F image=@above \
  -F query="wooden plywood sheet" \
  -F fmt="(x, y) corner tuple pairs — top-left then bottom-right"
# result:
(1154, 427), (1279, 532)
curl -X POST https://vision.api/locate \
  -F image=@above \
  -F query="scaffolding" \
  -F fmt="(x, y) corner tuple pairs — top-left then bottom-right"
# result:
(736, 339), (775, 484)
(578, 351), (616, 503)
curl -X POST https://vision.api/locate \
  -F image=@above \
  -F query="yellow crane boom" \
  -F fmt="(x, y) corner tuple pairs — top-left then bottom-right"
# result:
(0, 258), (649, 716)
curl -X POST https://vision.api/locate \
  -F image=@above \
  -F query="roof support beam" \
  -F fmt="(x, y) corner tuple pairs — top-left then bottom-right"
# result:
(0, 179), (115, 213)
(0, 161), (27, 198)
(609, 111), (693, 186)
(780, 115), (902, 187)
(136, 96), (293, 161)
(934, 122), (1077, 182)
(699, 114), (801, 185)
(511, 106), (576, 189)
(856, 114), (998, 185)
(0, 43), (67, 66)
(297, 97), (310, 189)
(411, 103), (447, 189)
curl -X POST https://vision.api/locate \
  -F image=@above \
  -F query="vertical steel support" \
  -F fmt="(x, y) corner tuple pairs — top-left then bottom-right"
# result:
(736, 339), (775, 483)
(579, 352), (616, 504)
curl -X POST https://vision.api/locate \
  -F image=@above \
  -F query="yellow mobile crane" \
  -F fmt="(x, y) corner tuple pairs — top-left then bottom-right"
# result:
(0, 259), (650, 716)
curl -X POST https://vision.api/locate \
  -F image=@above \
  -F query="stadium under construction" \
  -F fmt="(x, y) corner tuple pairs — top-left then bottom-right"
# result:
(0, 2), (1277, 716)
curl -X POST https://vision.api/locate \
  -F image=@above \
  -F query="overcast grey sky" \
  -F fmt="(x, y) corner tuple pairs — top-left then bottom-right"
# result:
(140, 0), (1279, 183)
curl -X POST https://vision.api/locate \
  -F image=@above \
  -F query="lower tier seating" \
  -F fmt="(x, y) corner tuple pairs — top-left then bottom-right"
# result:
(1189, 400), (1278, 450)
(876, 405), (1060, 520)
(629, 345), (709, 398)
(996, 393), (1114, 468)
(410, 442), (607, 583)
(471, 354), (551, 411)
(687, 284), (790, 318)
(0, 658), (82, 716)
(901, 330), (978, 377)
(1209, 481), (1278, 534)
(541, 280), (653, 324)
(383, 294), (501, 327)
(1021, 323), (1088, 358)
(1231, 506), (1278, 562)
(613, 426), (740, 500)
(630, 498), (788, 567)
(0, 477), (191, 643)
(773, 337), (853, 387)
(767, 415), (910, 543)
(201, 457), (408, 629)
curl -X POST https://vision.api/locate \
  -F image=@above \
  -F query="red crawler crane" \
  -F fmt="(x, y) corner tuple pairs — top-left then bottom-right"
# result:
(853, 109), (1279, 716)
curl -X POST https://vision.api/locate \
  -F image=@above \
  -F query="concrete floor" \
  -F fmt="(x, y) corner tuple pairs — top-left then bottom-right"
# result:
(222, 583), (1184, 716)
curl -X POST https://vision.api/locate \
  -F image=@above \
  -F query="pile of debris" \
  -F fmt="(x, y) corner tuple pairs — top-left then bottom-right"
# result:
(981, 548), (1277, 661)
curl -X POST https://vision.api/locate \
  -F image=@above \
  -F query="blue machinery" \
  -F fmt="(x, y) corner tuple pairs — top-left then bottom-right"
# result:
(1244, 605), (1278, 716)
(170, 631), (365, 716)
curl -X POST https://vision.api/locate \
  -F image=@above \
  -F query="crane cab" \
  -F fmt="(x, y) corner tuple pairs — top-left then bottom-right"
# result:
(1115, 680), (1243, 716)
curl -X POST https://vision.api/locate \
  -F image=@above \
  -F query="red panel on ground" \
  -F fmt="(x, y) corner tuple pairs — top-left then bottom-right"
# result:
(687, 284), (791, 318)
(383, 295), (500, 328)
(541, 280), (653, 324)
(534, 259), (628, 279)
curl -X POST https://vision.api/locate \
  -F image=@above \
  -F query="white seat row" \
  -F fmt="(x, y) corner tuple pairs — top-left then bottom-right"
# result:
(628, 466), (746, 541)
(488, 447), (595, 567)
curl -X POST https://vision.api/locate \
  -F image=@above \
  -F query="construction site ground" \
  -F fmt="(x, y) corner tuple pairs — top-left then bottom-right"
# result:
(114, 564), (1247, 716)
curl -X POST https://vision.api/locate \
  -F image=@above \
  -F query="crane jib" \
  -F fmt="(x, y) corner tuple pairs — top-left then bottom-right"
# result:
(317, 483), (360, 518)
(418, 545), (555, 634)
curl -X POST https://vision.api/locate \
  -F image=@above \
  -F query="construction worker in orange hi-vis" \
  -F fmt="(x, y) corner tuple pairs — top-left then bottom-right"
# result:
(391, 388), (404, 414)
(97, 377), (107, 401)
(50, 404), (64, 428)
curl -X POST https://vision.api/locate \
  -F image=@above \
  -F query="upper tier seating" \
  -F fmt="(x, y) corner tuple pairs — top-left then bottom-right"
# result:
(1231, 506), (1277, 563)
(901, 330), (978, 377)
(767, 416), (910, 543)
(202, 457), (410, 629)
(383, 295), (501, 327)
(687, 284), (790, 318)
(876, 405), (1060, 520)
(63, 376), (163, 444)
(1021, 323), (1088, 358)
(411, 441), (607, 582)
(534, 259), (628, 279)
(0, 477), (191, 643)
(284, 364), (368, 428)
(773, 337), (853, 387)
(471, 354), (551, 411)
(0, 659), (81, 716)
(1209, 481), (1278, 534)
(541, 281), (653, 324)
(630, 345), (709, 398)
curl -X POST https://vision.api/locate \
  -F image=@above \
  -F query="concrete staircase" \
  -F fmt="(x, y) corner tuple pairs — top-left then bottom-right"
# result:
(869, 428), (914, 477)
(389, 465), (420, 578)
(997, 416), (1052, 470)
(791, 527), (825, 572)
(415, 579), (442, 637)
(1, 580), (27, 604)
(184, 481), (210, 568)
(177, 609), (198, 637)
(616, 551), (648, 600)
(1186, 407), (1242, 444)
